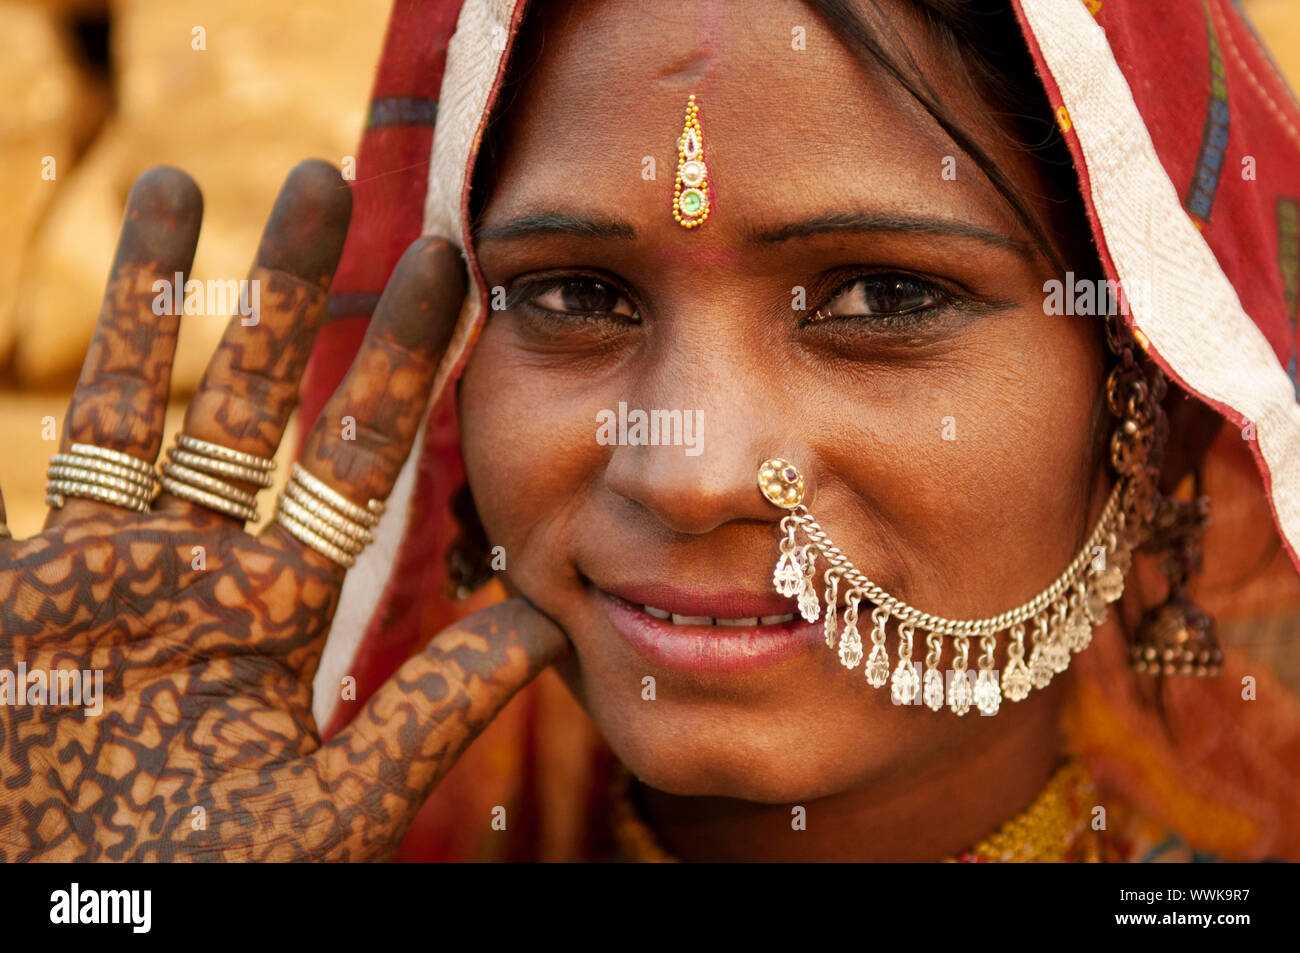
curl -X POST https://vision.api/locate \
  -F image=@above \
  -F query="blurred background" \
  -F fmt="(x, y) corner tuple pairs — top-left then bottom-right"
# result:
(0, 0), (1296, 538)
(0, 0), (391, 535)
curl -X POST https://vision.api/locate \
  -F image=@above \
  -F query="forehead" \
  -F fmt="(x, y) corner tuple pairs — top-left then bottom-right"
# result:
(478, 0), (1034, 245)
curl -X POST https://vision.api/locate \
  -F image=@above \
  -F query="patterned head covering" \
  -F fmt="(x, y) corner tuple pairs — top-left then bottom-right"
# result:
(301, 0), (1300, 860)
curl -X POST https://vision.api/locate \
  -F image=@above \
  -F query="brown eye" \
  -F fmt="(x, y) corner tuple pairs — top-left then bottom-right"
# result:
(820, 274), (942, 320)
(528, 277), (636, 319)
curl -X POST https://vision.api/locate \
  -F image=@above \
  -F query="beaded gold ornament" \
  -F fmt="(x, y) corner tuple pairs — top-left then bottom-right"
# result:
(672, 94), (711, 228)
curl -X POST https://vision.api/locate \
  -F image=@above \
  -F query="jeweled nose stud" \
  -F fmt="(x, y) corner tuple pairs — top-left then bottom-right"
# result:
(758, 458), (804, 508)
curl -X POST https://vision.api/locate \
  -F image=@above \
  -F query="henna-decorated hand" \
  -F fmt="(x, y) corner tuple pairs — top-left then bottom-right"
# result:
(0, 163), (567, 861)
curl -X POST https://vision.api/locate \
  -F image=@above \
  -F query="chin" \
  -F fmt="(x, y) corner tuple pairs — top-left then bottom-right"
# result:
(621, 725), (865, 802)
(558, 657), (876, 803)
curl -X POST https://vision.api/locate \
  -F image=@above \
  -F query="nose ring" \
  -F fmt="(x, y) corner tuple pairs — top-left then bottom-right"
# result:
(758, 458), (805, 508)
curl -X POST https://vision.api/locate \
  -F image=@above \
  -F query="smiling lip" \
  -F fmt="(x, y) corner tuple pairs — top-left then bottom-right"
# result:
(597, 587), (824, 675)
(603, 584), (802, 621)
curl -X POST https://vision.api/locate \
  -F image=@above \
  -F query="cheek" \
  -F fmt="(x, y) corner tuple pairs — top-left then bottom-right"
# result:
(817, 312), (1105, 611)
(456, 321), (610, 589)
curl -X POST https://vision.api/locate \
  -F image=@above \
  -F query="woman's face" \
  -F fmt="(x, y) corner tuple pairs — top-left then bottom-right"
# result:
(460, 0), (1107, 801)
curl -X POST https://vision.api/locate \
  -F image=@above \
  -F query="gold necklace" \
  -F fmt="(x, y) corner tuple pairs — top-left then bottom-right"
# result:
(610, 758), (1109, 862)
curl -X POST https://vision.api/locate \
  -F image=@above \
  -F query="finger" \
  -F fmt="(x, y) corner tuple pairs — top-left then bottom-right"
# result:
(157, 160), (352, 515)
(308, 598), (570, 857)
(49, 167), (203, 522)
(262, 236), (466, 567)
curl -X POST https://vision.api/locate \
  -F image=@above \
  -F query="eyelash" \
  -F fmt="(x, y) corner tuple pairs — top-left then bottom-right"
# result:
(805, 272), (950, 329)
(504, 271), (954, 329)
(507, 274), (641, 325)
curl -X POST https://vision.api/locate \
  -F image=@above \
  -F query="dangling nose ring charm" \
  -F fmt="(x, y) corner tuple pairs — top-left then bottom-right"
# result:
(757, 452), (1132, 718)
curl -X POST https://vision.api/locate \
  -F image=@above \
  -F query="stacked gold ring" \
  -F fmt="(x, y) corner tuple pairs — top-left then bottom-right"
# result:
(158, 432), (275, 523)
(46, 443), (158, 513)
(273, 462), (384, 568)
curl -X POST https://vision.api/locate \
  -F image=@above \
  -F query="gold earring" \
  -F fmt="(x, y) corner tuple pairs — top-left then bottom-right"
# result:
(1101, 313), (1222, 678)
(673, 94), (711, 228)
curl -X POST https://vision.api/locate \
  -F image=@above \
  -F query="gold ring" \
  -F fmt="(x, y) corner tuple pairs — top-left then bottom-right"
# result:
(46, 479), (152, 513)
(289, 463), (384, 526)
(167, 448), (276, 488)
(271, 463), (385, 568)
(275, 495), (365, 554)
(274, 509), (358, 568)
(50, 453), (155, 488)
(46, 464), (155, 498)
(160, 461), (260, 508)
(282, 480), (375, 544)
(46, 444), (158, 512)
(158, 475), (258, 523)
(67, 442), (155, 477)
(173, 433), (276, 471)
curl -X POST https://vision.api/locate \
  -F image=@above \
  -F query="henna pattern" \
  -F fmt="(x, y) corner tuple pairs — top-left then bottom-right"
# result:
(0, 509), (563, 860)
(57, 168), (202, 466)
(176, 160), (352, 498)
(0, 164), (555, 861)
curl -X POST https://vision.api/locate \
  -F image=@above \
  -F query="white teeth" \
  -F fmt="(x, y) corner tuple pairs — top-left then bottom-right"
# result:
(640, 605), (795, 626)
(671, 614), (713, 625)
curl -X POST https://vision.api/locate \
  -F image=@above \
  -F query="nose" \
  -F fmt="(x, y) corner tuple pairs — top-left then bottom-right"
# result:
(602, 395), (815, 536)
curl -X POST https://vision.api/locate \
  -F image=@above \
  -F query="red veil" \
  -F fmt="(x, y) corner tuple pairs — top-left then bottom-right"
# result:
(300, 0), (1300, 861)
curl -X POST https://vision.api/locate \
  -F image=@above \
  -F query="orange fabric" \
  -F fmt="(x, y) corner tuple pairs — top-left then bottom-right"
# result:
(1065, 425), (1300, 860)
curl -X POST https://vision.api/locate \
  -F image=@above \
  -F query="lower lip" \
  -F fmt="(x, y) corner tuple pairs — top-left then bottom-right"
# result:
(599, 591), (824, 674)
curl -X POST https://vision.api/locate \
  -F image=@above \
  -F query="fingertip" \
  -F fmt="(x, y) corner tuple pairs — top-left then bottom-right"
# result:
(256, 159), (354, 287)
(287, 158), (354, 215)
(377, 236), (469, 352)
(400, 236), (468, 293)
(117, 166), (204, 270)
(128, 165), (205, 220)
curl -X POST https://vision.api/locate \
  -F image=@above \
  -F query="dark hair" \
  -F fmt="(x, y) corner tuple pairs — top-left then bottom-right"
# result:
(806, 0), (1087, 273)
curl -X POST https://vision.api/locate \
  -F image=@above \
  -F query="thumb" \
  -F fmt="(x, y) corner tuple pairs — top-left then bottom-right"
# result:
(309, 598), (569, 856)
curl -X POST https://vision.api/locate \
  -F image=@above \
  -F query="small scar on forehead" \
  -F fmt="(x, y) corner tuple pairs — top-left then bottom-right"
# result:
(658, 0), (726, 86)
(657, 51), (714, 86)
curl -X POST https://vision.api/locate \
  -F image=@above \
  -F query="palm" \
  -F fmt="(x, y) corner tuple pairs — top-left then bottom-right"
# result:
(0, 163), (566, 861)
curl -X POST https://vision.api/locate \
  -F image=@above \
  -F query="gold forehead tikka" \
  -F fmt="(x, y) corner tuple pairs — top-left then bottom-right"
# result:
(757, 457), (1132, 717)
(672, 94), (711, 228)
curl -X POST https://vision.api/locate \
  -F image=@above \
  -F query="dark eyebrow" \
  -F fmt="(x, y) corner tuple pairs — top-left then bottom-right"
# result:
(750, 211), (1031, 250)
(473, 213), (637, 243)
(472, 209), (1031, 253)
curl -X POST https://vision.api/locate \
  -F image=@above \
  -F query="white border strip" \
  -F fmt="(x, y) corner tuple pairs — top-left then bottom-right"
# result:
(312, 0), (518, 730)
(1019, 0), (1300, 557)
